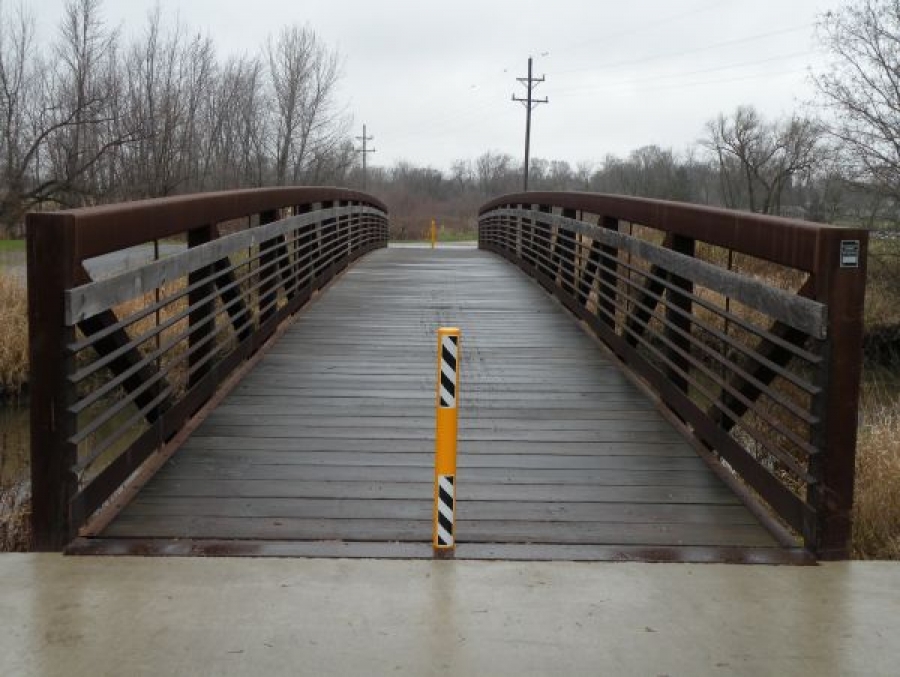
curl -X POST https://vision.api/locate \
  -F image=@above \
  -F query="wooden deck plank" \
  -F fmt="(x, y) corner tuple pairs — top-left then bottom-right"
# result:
(102, 515), (776, 547)
(136, 479), (741, 503)
(120, 498), (763, 524)
(131, 464), (726, 487)
(93, 247), (783, 557)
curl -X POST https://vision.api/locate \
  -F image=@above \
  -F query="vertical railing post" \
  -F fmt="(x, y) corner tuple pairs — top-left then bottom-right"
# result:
(314, 201), (331, 289)
(187, 223), (215, 391)
(558, 208), (577, 294)
(337, 200), (350, 270)
(536, 204), (551, 273)
(348, 202), (358, 258)
(598, 216), (620, 327)
(514, 205), (522, 259)
(294, 203), (314, 291)
(665, 234), (695, 393)
(257, 209), (279, 326)
(810, 229), (868, 559)
(27, 213), (79, 550)
(523, 204), (535, 266)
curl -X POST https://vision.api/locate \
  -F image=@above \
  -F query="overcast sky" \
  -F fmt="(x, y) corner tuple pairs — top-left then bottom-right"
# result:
(31, 0), (846, 171)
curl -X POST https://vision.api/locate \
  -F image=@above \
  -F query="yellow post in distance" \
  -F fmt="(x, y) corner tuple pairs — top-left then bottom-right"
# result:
(431, 218), (437, 249)
(434, 327), (460, 552)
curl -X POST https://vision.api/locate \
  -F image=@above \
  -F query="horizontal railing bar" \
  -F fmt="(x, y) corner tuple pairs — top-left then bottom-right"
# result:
(68, 249), (255, 355)
(492, 207), (827, 339)
(77, 223), (381, 452)
(68, 283), (255, 415)
(72, 297), (256, 463)
(510, 221), (823, 366)
(582, 266), (821, 428)
(44, 188), (386, 260)
(66, 206), (384, 324)
(483, 232), (817, 484)
(509, 234), (821, 465)
(67, 227), (322, 383)
(69, 243), (303, 440)
(480, 191), (866, 273)
(567, 245), (823, 399)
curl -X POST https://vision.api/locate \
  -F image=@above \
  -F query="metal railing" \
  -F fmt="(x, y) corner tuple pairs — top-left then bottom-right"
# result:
(27, 187), (389, 550)
(479, 192), (867, 559)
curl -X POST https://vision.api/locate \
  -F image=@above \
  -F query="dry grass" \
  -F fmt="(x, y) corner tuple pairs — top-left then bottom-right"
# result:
(853, 375), (900, 559)
(0, 273), (28, 398)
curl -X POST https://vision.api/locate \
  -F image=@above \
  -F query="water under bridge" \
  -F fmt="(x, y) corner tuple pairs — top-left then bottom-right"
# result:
(25, 188), (868, 562)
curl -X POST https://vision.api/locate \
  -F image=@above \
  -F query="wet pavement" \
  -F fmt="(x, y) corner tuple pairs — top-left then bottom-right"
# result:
(0, 555), (898, 676)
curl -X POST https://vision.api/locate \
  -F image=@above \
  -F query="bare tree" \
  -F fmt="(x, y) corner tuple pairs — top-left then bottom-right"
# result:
(703, 105), (827, 215)
(268, 25), (344, 185)
(0, 1), (39, 233)
(0, 0), (132, 232)
(46, 0), (125, 205)
(815, 0), (900, 203)
(475, 150), (515, 195)
(120, 8), (217, 197)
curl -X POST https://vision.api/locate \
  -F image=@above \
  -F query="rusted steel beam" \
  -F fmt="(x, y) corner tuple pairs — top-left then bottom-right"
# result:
(709, 278), (815, 433)
(625, 233), (674, 349)
(258, 210), (280, 326)
(209, 226), (253, 345)
(665, 235), (695, 392)
(480, 191), (824, 272)
(479, 197), (869, 560)
(521, 203), (536, 266)
(27, 213), (79, 551)
(596, 216), (619, 327)
(27, 189), (389, 550)
(810, 230), (868, 560)
(556, 208), (577, 290)
(187, 225), (215, 392)
(76, 308), (173, 422)
(44, 187), (386, 261)
(493, 238), (813, 537)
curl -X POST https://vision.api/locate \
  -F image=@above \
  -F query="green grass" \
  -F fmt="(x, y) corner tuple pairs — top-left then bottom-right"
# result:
(438, 231), (478, 242)
(392, 231), (478, 244)
(0, 240), (24, 252)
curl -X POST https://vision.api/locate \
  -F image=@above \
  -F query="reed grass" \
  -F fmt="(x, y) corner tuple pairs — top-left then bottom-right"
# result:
(0, 273), (28, 398)
(853, 374), (900, 559)
(0, 482), (29, 551)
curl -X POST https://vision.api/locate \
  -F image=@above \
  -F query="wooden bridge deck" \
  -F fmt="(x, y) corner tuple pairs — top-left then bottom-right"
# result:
(78, 246), (801, 562)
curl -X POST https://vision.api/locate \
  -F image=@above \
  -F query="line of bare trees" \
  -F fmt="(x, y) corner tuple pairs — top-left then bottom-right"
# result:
(0, 0), (353, 235)
(6, 0), (900, 242)
(367, 0), (900, 237)
(367, 111), (875, 239)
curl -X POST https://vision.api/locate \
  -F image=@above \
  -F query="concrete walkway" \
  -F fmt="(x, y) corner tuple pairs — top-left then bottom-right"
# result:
(1, 555), (898, 676)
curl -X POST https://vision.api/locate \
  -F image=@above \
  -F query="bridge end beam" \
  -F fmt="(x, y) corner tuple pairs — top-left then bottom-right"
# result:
(27, 213), (79, 551)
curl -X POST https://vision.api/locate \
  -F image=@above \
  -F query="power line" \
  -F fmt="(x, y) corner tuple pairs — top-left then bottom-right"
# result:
(512, 57), (549, 192)
(551, 49), (817, 98)
(556, 0), (741, 57)
(553, 23), (814, 77)
(354, 124), (376, 190)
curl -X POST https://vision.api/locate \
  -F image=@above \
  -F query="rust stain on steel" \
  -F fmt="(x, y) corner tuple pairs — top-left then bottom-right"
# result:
(479, 191), (866, 273)
(64, 538), (815, 565)
(41, 187), (388, 262)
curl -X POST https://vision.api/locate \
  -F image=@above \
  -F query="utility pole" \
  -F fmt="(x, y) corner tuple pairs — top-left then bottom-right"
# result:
(355, 124), (376, 190)
(512, 57), (548, 192)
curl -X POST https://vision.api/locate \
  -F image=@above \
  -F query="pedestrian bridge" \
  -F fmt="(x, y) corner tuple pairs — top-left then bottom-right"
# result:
(25, 188), (868, 562)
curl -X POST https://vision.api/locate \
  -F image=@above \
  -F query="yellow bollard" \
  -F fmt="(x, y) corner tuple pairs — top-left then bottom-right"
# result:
(434, 327), (460, 552)
(431, 218), (437, 249)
